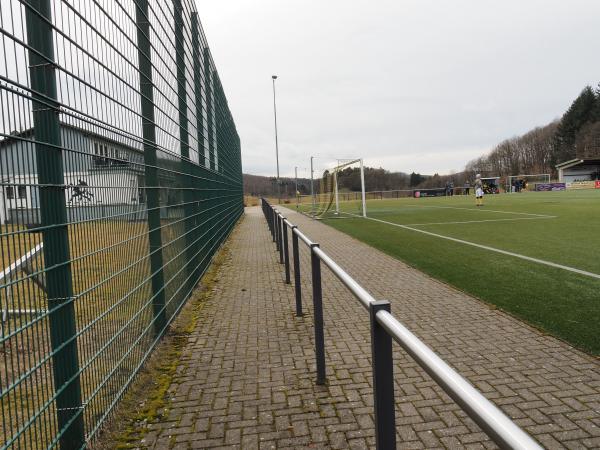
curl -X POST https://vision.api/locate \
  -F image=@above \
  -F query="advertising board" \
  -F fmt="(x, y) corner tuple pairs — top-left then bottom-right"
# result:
(534, 183), (567, 192)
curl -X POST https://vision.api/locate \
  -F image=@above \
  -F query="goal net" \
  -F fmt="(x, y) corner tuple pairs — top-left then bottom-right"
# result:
(309, 159), (366, 219)
(507, 174), (551, 192)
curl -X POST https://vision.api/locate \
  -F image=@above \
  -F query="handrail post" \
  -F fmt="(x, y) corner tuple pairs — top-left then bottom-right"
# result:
(370, 301), (396, 450)
(263, 201), (270, 234)
(270, 206), (274, 241)
(269, 205), (274, 239)
(278, 215), (284, 264)
(273, 209), (278, 246)
(282, 219), (290, 283)
(310, 243), (326, 385)
(292, 227), (302, 316)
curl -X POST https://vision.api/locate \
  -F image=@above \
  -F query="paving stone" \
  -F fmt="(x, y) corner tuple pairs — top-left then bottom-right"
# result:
(133, 206), (600, 449)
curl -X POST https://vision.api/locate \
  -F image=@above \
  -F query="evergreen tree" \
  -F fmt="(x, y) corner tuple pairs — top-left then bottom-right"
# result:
(552, 86), (597, 165)
(409, 172), (424, 187)
(593, 83), (600, 121)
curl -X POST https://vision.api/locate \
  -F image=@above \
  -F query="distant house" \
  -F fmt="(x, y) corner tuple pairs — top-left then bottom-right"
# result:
(558, 122), (600, 187)
(556, 158), (600, 186)
(0, 124), (146, 224)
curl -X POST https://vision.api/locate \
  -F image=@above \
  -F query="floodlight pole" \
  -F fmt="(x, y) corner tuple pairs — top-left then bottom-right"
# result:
(272, 75), (281, 203)
(360, 159), (367, 217)
(295, 166), (299, 210)
(310, 156), (315, 215)
(334, 167), (340, 214)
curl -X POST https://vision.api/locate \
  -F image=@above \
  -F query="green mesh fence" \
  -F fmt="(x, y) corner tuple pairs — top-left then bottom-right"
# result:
(0, 0), (243, 447)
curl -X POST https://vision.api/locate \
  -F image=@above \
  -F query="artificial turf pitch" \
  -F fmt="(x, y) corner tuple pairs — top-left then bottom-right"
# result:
(314, 189), (600, 355)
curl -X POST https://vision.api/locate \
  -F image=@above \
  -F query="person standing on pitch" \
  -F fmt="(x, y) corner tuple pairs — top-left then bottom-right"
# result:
(474, 174), (484, 206)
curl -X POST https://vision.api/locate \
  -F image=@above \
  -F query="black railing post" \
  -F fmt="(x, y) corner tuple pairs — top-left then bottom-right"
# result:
(273, 209), (278, 246)
(369, 301), (396, 450)
(276, 213), (280, 249)
(292, 226), (302, 316)
(269, 204), (274, 239)
(282, 219), (290, 283)
(267, 204), (272, 237)
(278, 215), (284, 264)
(276, 213), (281, 252)
(310, 243), (326, 385)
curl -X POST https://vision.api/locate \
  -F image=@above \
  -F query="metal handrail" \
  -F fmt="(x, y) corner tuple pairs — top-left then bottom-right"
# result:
(261, 198), (542, 450)
(376, 310), (541, 450)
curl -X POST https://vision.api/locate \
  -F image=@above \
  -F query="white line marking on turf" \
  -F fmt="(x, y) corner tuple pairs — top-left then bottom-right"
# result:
(401, 216), (557, 226)
(418, 205), (554, 218)
(342, 212), (600, 280)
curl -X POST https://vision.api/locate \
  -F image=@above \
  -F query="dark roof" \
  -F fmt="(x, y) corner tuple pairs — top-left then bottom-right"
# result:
(0, 123), (141, 153)
(556, 158), (600, 169)
(0, 128), (36, 147)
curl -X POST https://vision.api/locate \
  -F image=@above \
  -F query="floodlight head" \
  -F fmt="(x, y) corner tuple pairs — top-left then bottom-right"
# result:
(272, 75), (278, 80)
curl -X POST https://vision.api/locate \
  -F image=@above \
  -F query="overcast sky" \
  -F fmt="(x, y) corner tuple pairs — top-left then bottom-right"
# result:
(196, 0), (600, 178)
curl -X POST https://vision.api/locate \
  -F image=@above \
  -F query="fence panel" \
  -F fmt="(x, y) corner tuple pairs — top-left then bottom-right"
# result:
(0, 0), (243, 447)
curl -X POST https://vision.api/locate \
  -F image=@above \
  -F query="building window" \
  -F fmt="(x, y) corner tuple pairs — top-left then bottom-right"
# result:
(93, 141), (129, 167)
(6, 185), (27, 200)
(93, 142), (109, 167)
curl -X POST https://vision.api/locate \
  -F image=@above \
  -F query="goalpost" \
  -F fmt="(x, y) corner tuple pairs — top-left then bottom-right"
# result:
(507, 174), (551, 193)
(310, 158), (367, 219)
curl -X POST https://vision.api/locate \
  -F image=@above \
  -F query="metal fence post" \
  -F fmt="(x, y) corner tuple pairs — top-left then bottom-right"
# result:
(191, 12), (206, 284)
(310, 243), (326, 385)
(291, 227), (302, 316)
(191, 12), (205, 167)
(278, 215), (284, 264)
(204, 47), (215, 171)
(174, 0), (197, 295)
(24, 0), (85, 447)
(369, 301), (396, 449)
(135, 0), (167, 336)
(282, 220), (290, 283)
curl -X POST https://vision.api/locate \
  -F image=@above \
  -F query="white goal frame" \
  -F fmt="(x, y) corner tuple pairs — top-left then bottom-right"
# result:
(332, 158), (367, 218)
(507, 174), (551, 193)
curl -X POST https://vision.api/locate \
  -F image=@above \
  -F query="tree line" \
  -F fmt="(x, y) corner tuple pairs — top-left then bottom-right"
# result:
(466, 83), (600, 179)
(244, 174), (312, 198)
(245, 82), (600, 197)
(244, 168), (419, 198)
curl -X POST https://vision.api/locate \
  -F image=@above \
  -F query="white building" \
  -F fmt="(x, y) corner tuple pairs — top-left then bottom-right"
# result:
(0, 124), (146, 224)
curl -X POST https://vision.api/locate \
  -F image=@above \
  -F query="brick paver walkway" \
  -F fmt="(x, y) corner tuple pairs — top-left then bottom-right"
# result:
(138, 206), (599, 449)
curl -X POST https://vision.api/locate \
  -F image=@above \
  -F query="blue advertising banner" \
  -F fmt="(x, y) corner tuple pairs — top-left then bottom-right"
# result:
(535, 183), (566, 192)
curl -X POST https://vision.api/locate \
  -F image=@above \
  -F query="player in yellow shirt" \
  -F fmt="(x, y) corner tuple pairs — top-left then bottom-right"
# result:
(474, 174), (484, 207)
